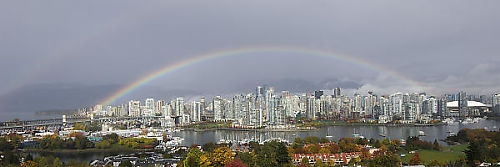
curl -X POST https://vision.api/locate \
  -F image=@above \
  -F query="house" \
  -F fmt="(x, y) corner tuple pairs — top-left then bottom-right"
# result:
(292, 152), (361, 165)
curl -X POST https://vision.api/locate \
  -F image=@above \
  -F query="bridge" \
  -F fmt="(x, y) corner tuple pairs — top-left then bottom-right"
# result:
(0, 116), (166, 132)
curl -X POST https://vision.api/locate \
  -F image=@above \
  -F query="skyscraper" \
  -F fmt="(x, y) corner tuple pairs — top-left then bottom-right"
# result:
(144, 98), (155, 117)
(191, 101), (201, 122)
(493, 94), (500, 115)
(155, 100), (165, 116)
(333, 87), (342, 98)
(175, 97), (184, 117)
(128, 100), (141, 117)
(256, 86), (264, 97)
(213, 96), (223, 121)
(306, 95), (316, 119)
(458, 91), (468, 117)
(314, 90), (324, 99)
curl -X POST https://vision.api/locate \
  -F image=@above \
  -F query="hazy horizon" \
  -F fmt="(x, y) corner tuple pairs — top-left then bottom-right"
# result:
(1, 0), (500, 120)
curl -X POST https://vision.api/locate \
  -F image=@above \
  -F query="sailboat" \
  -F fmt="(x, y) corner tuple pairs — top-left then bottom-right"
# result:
(353, 129), (364, 139)
(326, 128), (333, 138)
(379, 127), (386, 137)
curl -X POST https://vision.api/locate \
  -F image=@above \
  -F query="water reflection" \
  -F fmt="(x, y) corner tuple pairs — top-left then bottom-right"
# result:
(174, 119), (500, 146)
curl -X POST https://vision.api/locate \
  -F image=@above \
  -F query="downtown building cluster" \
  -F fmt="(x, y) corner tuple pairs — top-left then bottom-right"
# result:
(88, 86), (500, 128)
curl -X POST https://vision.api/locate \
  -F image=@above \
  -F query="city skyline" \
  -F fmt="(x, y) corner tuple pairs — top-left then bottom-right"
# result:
(71, 86), (499, 128)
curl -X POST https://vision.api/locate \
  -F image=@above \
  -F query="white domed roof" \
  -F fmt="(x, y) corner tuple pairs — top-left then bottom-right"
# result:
(446, 101), (487, 107)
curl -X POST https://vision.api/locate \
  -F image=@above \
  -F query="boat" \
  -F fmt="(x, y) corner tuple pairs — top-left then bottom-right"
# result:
(326, 129), (333, 138)
(461, 118), (474, 124)
(379, 127), (387, 137)
(352, 129), (365, 139)
(352, 134), (365, 139)
(418, 131), (425, 136)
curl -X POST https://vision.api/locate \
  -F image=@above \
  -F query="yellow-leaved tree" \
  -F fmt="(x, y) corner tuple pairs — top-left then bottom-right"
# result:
(200, 147), (233, 167)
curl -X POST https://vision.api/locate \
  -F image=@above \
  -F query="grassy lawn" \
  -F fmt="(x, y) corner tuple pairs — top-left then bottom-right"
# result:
(401, 144), (468, 164)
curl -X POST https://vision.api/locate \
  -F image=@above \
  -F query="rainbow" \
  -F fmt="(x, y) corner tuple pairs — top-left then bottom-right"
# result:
(99, 46), (423, 105)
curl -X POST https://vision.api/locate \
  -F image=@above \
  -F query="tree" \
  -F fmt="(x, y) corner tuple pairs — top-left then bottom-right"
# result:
(103, 133), (120, 144)
(0, 151), (19, 166)
(314, 158), (328, 167)
(225, 158), (247, 167)
(298, 157), (311, 167)
(318, 147), (330, 154)
(465, 140), (488, 165)
(409, 153), (422, 165)
(52, 158), (63, 167)
(119, 160), (133, 167)
(433, 139), (441, 151)
(428, 160), (443, 167)
(382, 138), (390, 146)
(0, 137), (14, 151)
(235, 152), (254, 167)
(374, 139), (382, 148)
(201, 147), (233, 167)
(95, 140), (112, 149)
(276, 141), (291, 165)
(184, 148), (203, 167)
(22, 160), (37, 167)
(202, 142), (217, 153)
(368, 150), (401, 167)
(74, 135), (92, 149)
(254, 141), (291, 167)
(305, 144), (321, 154)
(36, 156), (52, 167)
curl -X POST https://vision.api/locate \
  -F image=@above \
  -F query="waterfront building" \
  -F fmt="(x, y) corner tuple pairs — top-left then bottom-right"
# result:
(446, 101), (488, 117)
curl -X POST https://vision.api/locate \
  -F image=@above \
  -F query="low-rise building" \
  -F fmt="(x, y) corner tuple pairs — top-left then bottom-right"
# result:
(292, 152), (361, 165)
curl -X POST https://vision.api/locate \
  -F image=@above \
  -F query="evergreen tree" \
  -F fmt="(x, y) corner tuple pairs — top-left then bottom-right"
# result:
(409, 153), (422, 165)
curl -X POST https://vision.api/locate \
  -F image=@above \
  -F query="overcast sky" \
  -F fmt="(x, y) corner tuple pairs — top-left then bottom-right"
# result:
(1, 0), (499, 120)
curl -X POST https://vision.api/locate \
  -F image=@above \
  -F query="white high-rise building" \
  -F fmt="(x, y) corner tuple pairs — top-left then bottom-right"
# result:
(128, 100), (141, 117)
(256, 95), (265, 127)
(155, 100), (165, 116)
(144, 98), (155, 117)
(213, 96), (223, 121)
(175, 97), (184, 117)
(191, 101), (201, 122)
(306, 95), (316, 119)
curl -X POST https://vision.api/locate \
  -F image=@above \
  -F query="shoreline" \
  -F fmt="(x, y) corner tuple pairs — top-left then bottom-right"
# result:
(183, 123), (444, 132)
(21, 148), (153, 153)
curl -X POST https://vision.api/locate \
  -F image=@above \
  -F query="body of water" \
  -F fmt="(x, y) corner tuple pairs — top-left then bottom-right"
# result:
(173, 119), (500, 146)
(29, 119), (500, 164)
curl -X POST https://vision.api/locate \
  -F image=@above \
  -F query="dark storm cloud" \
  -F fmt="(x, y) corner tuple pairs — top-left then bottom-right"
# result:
(1, 0), (500, 120)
